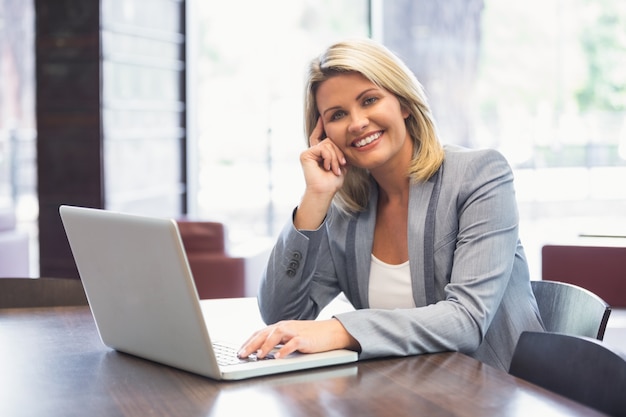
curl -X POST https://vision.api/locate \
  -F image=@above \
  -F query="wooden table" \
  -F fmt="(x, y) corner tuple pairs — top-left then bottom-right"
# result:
(0, 306), (607, 417)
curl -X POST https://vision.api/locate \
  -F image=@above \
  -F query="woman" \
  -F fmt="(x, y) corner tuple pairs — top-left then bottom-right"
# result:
(237, 38), (543, 370)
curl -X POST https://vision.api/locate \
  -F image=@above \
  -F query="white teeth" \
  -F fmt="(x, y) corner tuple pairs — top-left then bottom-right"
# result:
(354, 132), (382, 148)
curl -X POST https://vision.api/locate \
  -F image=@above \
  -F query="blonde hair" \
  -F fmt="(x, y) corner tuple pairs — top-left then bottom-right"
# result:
(304, 38), (445, 213)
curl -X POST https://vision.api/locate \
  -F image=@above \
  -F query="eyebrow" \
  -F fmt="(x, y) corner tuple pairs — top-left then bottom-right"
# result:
(321, 87), (380, 117)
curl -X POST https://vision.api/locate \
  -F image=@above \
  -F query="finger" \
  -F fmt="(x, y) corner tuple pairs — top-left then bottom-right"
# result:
(308, 117), (326, 147)
(238, 324), (285, 359)
(317, 142), (346, 176)
(237, 328), (269, 358)
(317, 144), (337, 172)
(273, 338), (303, 359)
(256, 325), (291, 359)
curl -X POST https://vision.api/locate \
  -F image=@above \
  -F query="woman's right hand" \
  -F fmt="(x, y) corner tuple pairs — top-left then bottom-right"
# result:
(294, 117), (348, 230)
(301, 117), (347, 194)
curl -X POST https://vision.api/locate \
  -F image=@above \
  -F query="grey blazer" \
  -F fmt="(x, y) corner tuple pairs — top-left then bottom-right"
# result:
(258, 145), (544, 370)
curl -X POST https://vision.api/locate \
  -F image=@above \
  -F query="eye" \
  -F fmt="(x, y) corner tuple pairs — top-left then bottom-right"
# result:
(363, 96), (378, 106)
(329, 110), (346, 121)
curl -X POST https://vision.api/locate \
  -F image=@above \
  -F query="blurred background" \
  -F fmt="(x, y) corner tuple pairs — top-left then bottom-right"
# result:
(1, 0), (625, 279)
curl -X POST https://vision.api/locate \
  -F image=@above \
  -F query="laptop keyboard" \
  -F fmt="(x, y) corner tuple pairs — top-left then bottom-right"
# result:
(213, 342), (246, 366)
(213, 342), (275, 366)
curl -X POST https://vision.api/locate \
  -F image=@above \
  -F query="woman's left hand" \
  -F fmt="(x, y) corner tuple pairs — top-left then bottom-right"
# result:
(237, 318), (359, 360)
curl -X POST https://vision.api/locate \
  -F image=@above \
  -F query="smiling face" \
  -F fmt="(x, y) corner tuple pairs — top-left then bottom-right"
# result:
(316, 72), (413, 175)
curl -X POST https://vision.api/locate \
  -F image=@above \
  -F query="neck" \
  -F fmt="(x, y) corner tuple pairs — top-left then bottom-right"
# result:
(376, 177), (410, 206)
(371, 138), (413, 204)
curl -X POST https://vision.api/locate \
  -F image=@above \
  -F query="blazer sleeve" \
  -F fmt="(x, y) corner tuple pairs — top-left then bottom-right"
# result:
(257, 210), (344, 324)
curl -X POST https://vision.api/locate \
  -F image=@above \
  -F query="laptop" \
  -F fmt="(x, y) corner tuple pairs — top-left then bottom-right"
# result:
(59, 205), (358, 380)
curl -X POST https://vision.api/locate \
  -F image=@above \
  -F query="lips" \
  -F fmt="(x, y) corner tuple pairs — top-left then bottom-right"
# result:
(352, 131), (382, 148)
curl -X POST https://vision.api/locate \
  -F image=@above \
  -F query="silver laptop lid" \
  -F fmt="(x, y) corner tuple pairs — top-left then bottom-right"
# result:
(59, 205), (221, 378)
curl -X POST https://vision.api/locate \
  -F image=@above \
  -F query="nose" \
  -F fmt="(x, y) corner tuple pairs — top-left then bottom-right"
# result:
(348, 110), (369, 133)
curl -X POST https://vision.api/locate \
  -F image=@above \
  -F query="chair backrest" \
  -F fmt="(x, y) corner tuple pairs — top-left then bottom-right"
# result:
(510, 331), (626, 417)
(0, 277), (88, 308)
(531, 280), (611, 340)
(542, 244), (626, 308)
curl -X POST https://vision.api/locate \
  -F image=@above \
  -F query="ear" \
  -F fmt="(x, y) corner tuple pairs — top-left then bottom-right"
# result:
(397, 100), (410, 119)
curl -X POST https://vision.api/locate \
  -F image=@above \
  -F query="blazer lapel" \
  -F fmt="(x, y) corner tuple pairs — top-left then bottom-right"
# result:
(345, 169), (442, 309)
(408, 168), (442, 307)
(345, 181), (377, 309)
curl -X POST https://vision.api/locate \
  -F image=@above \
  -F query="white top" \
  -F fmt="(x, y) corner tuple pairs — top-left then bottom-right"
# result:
(368, 254), (415, 309)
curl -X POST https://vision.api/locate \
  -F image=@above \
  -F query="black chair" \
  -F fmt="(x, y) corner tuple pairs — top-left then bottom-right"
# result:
(0, 277), (88, 308)
(531, 280), (611, 340)
(510, 331), (626, 417)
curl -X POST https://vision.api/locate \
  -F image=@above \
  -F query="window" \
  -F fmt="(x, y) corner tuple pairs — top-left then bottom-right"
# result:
(374, 0), (626, 277)
(189, 1), (370, 244)
(477, 0), (626, 276)
(0, 0), (37, 275)
(189, 1), (625, 279)
(0, 0), (36, 212)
